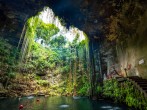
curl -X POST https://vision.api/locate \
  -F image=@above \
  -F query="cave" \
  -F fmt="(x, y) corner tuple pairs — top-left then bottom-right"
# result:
(0, 0), (147, 110)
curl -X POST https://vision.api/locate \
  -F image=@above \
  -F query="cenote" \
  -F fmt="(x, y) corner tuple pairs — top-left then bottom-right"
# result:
(0, 96), (130, 110)
(0, 0), (147, 110)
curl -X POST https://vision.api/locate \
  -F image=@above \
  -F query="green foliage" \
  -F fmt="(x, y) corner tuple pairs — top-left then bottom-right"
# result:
(103, 79), (147, 109)
(36, 80), (49, 86)
(21, 16), (59, 59)
(62, 66), (70, 74)
(78, 75), (90, 96)
(49, 35), (66, 48)
(0, 37), (19, 73)
(0, 38), (11, 56)
(78, 83), (90, 96)
(96, 85), (103, 94)
(7, 72), (16, 79)
(65, 82), (74, 95)
(35, 19), (59, 43)
(19, 14), (90, 96)
(0, 9), (90, 97)
(25, 17), (37, 55)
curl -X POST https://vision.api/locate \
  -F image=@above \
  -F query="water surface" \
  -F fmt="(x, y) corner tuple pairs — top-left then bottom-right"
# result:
(0, 96), (130, 110)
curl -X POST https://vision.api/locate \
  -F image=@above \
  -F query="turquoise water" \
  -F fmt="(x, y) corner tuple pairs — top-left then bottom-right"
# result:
(0, 96), (130, 110)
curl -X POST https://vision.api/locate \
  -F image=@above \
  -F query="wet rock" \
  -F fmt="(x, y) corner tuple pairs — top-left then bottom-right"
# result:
(37, 92), (45, 96)
(0, 89), (8, 97)
(0, 83), (4, 90)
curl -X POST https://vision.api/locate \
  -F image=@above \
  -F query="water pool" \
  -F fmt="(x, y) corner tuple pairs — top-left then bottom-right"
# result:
(0, 96), (131, 110)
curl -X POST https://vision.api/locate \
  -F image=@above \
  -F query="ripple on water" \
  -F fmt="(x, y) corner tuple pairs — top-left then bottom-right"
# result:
(27, 96), (34, 99)
(101, 106), (112, 109)
(101, 106), (121, 110)
(59, 104), (69, 108)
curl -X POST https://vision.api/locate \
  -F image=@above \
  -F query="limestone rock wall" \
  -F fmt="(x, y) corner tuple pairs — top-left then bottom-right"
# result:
(117, 10), (147, 78)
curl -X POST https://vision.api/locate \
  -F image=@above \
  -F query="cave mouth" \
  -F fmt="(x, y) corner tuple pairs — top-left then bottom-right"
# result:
(1, 0), (147, 109)
(15, 7), (90, 96)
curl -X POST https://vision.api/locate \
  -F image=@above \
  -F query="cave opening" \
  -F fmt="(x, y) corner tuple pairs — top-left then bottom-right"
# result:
(0, 0), (147, 109)
(16, 7), (91, 97)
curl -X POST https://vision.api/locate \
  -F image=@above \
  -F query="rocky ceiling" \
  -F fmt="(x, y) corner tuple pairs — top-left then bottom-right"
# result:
(0, 0), (146, 46)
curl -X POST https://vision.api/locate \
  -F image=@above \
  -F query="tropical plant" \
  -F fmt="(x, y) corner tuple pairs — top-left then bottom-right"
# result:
(103, 79), (147, 109)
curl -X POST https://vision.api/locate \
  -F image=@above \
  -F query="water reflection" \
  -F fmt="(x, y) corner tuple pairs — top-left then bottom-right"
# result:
(101, 106), (112, 109)
(59, 104), (69, 108)
(0, 96), (130, 110)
